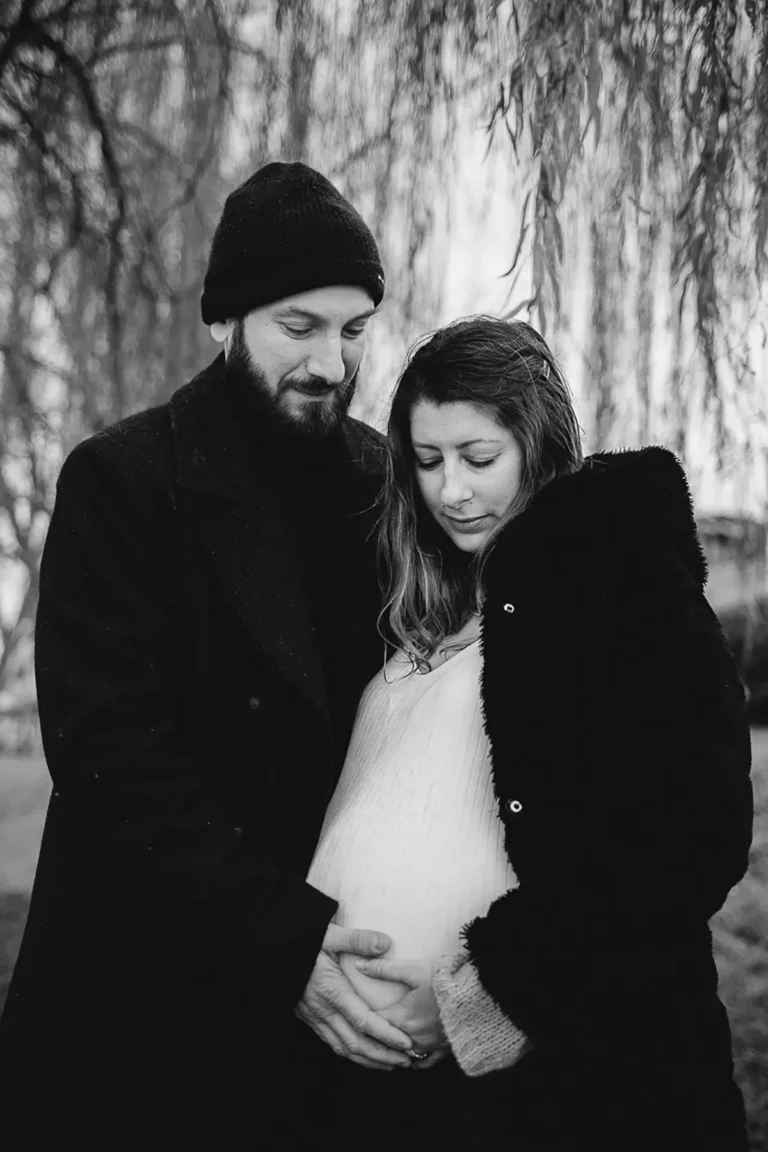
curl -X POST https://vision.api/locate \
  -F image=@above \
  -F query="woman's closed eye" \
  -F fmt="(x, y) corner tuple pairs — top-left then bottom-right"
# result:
(467, 456), (498, 469)
(415, 456), (498, 471)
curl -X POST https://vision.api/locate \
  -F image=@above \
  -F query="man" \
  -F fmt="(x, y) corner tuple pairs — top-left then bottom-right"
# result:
(0, 163), (414, 1138)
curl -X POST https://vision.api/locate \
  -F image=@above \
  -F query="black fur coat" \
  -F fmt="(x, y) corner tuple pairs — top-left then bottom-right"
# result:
(463, 447), (753, 1150)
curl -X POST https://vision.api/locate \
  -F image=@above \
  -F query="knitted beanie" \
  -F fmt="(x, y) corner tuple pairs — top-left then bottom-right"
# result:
(201, 162), (385, 325)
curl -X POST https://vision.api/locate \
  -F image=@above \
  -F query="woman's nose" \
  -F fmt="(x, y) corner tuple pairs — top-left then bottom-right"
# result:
(441, 470), (472, 507)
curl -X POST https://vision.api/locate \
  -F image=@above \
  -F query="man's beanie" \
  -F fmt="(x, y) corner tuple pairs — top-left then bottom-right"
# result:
(201, 162), (385, 325)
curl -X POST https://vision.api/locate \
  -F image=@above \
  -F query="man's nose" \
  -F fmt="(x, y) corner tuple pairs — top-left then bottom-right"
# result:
(306, 336), (346, 385)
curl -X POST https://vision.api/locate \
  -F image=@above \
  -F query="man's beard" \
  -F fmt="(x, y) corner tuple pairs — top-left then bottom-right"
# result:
(226, 320), (356, 437)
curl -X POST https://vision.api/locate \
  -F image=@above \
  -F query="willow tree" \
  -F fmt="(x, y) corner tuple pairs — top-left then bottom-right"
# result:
(2, 0), (767, 713)
(0, 0), (245, 712)
(488, 0), (768, 462)
(238, 0), (768, 454)
(227, 0), (503, 424)
(0, 0), (500, 711)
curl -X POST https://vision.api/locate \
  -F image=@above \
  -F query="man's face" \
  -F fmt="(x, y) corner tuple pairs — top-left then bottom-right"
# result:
(227, 285), (376, 435)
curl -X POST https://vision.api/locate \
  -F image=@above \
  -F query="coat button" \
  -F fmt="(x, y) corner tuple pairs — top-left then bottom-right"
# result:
(505, 799), (523, 815)
(248, 696), (261, 711)
(503, 603), (515, 614)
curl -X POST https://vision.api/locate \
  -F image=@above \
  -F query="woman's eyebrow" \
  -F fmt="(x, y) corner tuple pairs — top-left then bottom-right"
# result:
(412, 438), (504, 450)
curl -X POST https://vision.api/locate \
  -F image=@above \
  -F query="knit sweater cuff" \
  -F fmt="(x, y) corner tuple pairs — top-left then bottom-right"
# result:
(432, 949), (530, 1077)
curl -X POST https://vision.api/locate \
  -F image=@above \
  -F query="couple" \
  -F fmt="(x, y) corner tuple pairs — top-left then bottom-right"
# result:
(0, 163), (752, 1150)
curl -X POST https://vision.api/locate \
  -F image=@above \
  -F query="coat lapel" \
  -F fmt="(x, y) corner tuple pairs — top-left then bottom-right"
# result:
(168, 355), (327, 717)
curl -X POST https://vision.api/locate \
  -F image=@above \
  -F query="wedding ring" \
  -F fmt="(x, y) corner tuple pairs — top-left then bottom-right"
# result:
(407, 1048), (429, 1060)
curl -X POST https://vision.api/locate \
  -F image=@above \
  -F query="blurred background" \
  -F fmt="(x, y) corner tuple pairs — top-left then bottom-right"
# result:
(0, 0), (767, 1144)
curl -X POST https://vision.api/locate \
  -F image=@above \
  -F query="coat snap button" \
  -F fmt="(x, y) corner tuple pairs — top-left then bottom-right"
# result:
(505, 799), (523, 815)
(248, 696), (261, 711)
(503, 603), (515, 614)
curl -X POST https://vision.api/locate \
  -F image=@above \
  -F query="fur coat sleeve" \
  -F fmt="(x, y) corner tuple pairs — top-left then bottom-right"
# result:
(462, 447), (753, 1053)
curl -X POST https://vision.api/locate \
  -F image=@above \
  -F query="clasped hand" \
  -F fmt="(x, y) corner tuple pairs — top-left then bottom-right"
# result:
(357, 955), (450, 1071)
(296, 925), (449, 1071)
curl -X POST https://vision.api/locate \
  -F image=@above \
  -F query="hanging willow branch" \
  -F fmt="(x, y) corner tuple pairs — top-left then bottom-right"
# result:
(0, 0), (253, 415)
(489, 0), (768, 451)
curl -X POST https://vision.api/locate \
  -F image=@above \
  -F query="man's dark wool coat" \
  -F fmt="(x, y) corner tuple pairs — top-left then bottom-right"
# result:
(0, 354), (388, 1136)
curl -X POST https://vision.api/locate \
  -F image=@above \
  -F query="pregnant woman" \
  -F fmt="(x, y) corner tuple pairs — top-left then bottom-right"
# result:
(302, 317), (752, 1151)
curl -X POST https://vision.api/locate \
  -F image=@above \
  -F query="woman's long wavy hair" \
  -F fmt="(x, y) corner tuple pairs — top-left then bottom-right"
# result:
(378, 316), (583, 668)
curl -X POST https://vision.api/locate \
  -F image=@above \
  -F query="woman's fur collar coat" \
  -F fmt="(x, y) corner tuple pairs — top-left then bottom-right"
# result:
(465, 446), (752, 1148)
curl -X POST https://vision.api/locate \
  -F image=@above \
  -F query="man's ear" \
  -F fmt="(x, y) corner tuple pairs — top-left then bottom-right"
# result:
(209, 320), (234, 347)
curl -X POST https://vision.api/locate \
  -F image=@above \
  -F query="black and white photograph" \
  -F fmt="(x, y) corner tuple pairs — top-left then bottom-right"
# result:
(0, 2), (766, 1148)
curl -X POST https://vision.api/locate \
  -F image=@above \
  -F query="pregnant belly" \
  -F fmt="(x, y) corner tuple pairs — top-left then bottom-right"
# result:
(331, 887), (458, 1011)
(308, 809), (516, 1010)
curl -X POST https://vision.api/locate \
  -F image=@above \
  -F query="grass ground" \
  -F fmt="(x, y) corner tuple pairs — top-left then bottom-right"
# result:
(1, 744), (766, 1146)
(712, 728), (768, 1148)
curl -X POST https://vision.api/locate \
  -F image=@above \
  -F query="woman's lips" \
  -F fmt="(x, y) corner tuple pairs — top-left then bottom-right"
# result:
(444, 514), (490, 533)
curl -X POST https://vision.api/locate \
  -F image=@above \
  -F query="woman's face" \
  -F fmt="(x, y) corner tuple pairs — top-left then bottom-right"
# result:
(409, 400), (524, 553)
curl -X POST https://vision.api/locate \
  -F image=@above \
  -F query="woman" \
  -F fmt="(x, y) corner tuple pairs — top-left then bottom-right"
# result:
(304, 317), (752, 1151)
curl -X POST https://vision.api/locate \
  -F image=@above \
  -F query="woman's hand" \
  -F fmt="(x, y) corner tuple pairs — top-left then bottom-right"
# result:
(338, 950), (409, 1009)
(355, 956), (451, 1069)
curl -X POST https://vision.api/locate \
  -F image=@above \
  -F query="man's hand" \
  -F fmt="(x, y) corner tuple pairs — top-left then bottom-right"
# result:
(295, 925), (414, 1071)
(356, 956), (451, 1071)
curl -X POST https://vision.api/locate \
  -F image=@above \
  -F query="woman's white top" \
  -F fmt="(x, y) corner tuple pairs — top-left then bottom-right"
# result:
(306, 640), (517, 1007)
